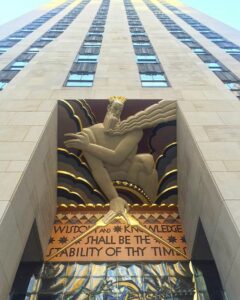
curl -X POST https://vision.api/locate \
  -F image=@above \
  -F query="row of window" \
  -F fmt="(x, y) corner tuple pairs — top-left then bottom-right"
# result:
(0, 0), (74, 55)
(124, 0), (169, 88)
(161, 1), (240, 62)
(144, 0), (240, 99)
(65, 0), (110, 87)
(0, 0), (91, 91)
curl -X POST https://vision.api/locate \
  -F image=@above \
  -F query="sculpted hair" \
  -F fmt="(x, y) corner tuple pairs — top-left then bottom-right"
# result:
(107, 100), (177, 135)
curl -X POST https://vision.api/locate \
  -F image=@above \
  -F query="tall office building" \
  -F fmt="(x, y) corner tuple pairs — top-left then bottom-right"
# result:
(0, 0), (239, 299)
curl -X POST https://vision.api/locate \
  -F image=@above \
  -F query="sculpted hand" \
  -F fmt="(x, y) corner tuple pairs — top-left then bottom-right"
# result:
(110, 197), (129, 214)
(64, 132), (89, 151)
(101, 197), (130, 225)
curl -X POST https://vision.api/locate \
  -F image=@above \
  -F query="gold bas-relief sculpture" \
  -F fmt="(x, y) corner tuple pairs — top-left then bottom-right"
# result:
(47, 97), (188, 260)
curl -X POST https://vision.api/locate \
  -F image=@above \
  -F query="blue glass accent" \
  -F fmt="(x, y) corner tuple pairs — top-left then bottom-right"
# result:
(0, 81), (8, 90)
(136, 55), (158, 63)
(77, 55), (98, 63)
(10, 61), (28, 70)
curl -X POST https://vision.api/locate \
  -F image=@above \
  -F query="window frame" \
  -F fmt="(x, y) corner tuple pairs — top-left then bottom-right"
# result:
(0, 81), (8, 90)
(140, 72), (169, 88)
(136, 55), (158, 64)
(65, 72), (95, 87)
(9, 61), (28, 70)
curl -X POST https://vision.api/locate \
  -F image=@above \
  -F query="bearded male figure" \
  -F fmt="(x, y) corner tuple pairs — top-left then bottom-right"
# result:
(65, 97), (176, 216)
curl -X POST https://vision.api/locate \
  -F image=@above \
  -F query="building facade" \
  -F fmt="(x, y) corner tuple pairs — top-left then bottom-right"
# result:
(0, 0), (239, 299)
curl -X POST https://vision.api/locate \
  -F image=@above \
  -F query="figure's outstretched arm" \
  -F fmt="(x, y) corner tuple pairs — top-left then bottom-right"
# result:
(64, 129), (130, 216)
(81, 145), (130, 215)
(83, 151), (119, 200)
(65, 130), (142, 165)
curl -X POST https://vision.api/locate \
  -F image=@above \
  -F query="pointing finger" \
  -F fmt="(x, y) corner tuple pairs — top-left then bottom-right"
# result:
(65, 133), (79, 138)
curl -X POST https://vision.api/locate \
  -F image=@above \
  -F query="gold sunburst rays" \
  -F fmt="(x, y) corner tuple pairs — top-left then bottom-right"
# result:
(155, 142), (177, 168)
(59, 99), (82, 131)
(59, 188), (90, 204)
(155, 185), (178, 202)
(147, 115), (176, 154)
(155, 142), (177, 204)
(76, 99), (96, 125)
(58, 147), (90, 168)
(158, 169), (177, 186)
(57, 186), (86, 204)
(58, 170), (107, 201)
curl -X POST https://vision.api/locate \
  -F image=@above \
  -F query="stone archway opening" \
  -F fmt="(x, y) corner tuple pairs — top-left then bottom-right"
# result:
(9, 99), (226, 299)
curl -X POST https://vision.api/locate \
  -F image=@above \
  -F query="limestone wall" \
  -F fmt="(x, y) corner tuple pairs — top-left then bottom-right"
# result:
(0, 105), (57, 298)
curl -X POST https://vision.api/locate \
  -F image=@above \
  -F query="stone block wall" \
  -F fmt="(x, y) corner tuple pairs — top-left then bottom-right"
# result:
(0, 105), (57, 299)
